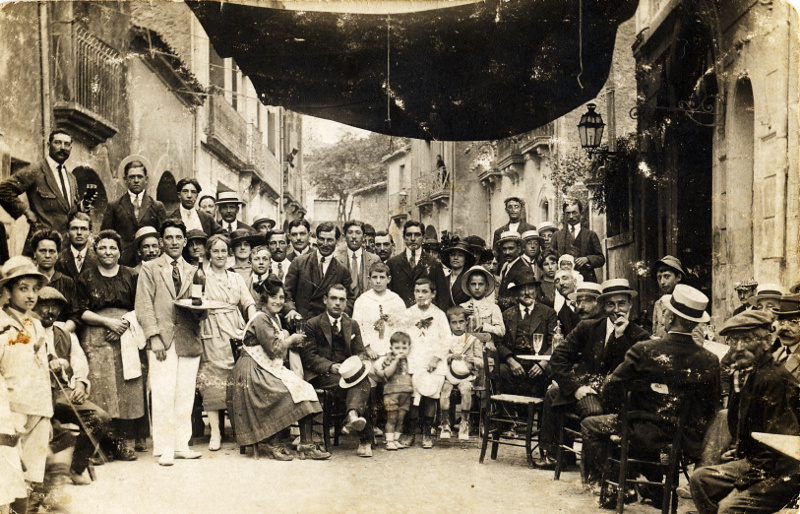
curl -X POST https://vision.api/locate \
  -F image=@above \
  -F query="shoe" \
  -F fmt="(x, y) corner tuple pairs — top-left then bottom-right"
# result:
(385, 441), (398, 451)
(158, 452), (174, 466)
(422, 434), (433, 449)
(112, 440), (137, 461)
(440, 424), (452, 439)
(533, 453), (557, 470)
(89, 456), (105, 466)
(70, 470), (91, 486)
(175, 450), (202, 459)
(677, 485), (692, 499)
(356, 443), (373, 458)
(209, 436), (221, 451)
(458, 421), (470, 440)
(501, 429), (519, 439)
(373, 427), (384, 438)
(263, 443), (294, 461)
(397, 434), (415, 447)
(135, 439), (147, 452)
(343, 411), (367, 434)
(297, 443), (331, 460)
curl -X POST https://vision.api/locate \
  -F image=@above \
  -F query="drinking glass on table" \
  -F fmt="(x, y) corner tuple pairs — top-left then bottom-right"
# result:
(532, 333), (544, 355)
(295, 319), (306, 336)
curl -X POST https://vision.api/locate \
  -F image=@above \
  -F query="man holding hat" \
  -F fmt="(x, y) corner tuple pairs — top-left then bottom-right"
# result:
(299, 284), (374, 457)
(690, 310), (800, 514)
(215, 191), (252, 234)
(581, 284), (721, 494)
(772, 294), (800, 380)
(101, 156), (168, 267)
(492, 197), (536, 248)
(551, 200), (606, 283)
(732, 278), (758, 315)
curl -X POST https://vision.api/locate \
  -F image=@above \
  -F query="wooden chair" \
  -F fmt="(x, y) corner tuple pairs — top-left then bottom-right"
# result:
(553, 409), (582, 480)
(478, 349), (543, 468)
(600, 381), (692, 514)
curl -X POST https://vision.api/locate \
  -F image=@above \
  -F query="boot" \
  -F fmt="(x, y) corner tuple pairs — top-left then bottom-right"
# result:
(297, 443), (331, 460)
(262, 435), (293, 461)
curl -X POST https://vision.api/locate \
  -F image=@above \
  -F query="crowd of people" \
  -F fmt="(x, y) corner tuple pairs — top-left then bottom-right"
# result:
(0, 129), (799, 514)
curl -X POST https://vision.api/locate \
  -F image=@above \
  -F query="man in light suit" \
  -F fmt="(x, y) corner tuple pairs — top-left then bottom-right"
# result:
(168, 177), (220, 237)
(284, 222), (354, 321)
(135, 219), (204, 466)
(101, 155), (168, 267)
(385, 221), (450, 311)
(0, 128), (88, 254)
(551, 200), (606, 283)
(335, 220), (381, 299)
(492, 197), (536, 248)
(55, 212), (98, 280)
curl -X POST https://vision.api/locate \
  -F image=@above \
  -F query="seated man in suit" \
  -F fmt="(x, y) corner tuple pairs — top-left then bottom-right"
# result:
(168, 178), (220, 237)
(691, 310), (800, 514)
(537, 279), (650, 469)
(55, 212), (98, 280)
(300, 284), (374, 457)
(101, 156), (168, 267)
(498, 270), (557, 397)
(581, 285), (721, 498)
(386, 221), (449, 311)
(285, 222), (354, 321)
(551, 200), (605, 283)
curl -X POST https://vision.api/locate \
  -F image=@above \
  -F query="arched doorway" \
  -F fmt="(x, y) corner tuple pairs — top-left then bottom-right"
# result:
(727, 77), (755, 283)
(156, 171), (179, 214)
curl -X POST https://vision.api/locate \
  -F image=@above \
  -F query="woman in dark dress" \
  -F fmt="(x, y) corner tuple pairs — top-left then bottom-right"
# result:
(227, 278), (330, 460)
(76, 229), (144, 460)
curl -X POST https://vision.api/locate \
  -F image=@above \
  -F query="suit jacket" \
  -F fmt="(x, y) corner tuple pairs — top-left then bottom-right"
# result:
(385, 251), (450, 311)
(556, 300), (582, 338)
(497, 258), (544, 311)
(498, 303), (557, 362)
(774, 344), (800, 381)
(102, 192), (168, 267)
(284, 252), (354, 320)
(726, 354), (800, 479)
(334, 248), (381, 298)
(0, 159), (81, 246)
(135, 254), (202, 357)
(551, 226), (606, 283)
(299, 312), (365, 376)
(492, 221), (537, 247)
(218, 220), (252, 234)
(549, 317), (650, 406)
(604, 333), (721, 457)
(168, 207), (221, 237)
(55, 245), (99, 280)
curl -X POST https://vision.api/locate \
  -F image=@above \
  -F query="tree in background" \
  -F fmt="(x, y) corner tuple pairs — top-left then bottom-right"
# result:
(305, 133), (406, 221)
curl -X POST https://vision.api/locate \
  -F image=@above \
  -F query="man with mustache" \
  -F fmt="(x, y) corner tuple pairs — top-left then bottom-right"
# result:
(373, 231), (395, 263)
(771, 294), (800, 380)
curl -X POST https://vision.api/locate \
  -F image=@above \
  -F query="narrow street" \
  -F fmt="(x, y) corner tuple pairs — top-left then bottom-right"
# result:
(56, 437), (695, 513)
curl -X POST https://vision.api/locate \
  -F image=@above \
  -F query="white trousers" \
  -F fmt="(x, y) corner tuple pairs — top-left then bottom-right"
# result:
(148, 347), (200, 456)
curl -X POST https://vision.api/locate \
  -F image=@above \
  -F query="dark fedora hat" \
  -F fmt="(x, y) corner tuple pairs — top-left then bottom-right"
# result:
(441, 241), (477, 270)
(230, 228), (265, 247)
(508, 269), (541, 292)
(771, 294), (800, 319)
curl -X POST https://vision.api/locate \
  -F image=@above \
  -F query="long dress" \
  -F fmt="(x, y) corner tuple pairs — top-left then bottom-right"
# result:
(197, 269), (255, 410)
(76, 266), (144, 420)
(227, 312), (321, 445)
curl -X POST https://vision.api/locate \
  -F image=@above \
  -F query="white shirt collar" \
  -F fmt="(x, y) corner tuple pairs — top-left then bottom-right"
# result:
(569, 223), (581, 237)
(406, 247), (419, 261)
(519, 302), (534, 315)
(605, 318), (615, 343)
(508, 221), (520, 231)
(349, 247), (363, 259)
(129, 191), (143, 204)
(46, 155), (66, 175)
(71, 245), (87, 259)
(327, 313), (341, 328)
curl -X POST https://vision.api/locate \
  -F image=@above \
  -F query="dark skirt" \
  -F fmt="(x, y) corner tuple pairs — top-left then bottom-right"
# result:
(81, 308), (145, 420)
(226, 353), (321, 446)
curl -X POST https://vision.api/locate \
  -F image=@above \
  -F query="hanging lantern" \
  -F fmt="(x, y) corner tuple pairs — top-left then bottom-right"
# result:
(577, 103), (605, 151)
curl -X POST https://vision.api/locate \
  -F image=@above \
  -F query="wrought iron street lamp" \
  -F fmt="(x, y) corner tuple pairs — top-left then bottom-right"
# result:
(577, 103), (605, 152)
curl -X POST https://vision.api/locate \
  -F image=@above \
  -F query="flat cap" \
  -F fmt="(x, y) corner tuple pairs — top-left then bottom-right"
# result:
(718, 310), (776, 336)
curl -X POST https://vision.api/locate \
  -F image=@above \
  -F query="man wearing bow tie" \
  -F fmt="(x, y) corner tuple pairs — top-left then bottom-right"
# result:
(0, 129), (89, 255)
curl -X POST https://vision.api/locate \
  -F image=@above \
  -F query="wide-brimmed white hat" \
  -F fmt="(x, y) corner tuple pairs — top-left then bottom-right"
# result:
(597, 278), (638, 301)
(0, 256), (48, 289)
(338, 356), (371, 389)
(412, 370), (445, 398)
(461, 265), (496, 297)
(662, 284), (710, 323)
(445, 359), (475, 385)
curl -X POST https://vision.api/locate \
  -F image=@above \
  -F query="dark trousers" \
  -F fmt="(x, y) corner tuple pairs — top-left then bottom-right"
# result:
(310, 373), (372, 443)
(498, 361), (548, 397)
(690, 459), (799, 514)
(52, 392), (110, 474)
(581, 413), (620, 485)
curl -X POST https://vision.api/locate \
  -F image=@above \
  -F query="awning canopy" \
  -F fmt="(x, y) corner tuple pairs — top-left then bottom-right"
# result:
(187, 0), (638, 141)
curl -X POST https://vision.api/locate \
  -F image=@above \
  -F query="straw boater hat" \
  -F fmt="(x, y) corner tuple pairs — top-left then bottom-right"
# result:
(0, 256), (48, 289)
(771, 294), (800, 319)
(37, 286), (67, 306)
(215, 191), (244, 205)
(461, 265), (496, 297)
(133, 226), (159, 249)
(338, 356), (371, 389)
(520, 229), (543, 243)
(662, 284), (710, 323)
(596, 278), (638, 302)
(536, 221), (557, 234)
(652, 255), (686, 278)
(441, 241), (476, 270)
(411, 369), (445, 398)
(568, 281), (603, 302)
(719, 309), (775, 336)
(747, 283), (788, 306)
(117, 154), (153, 177)
(252, 217), (276, 231)
(495, 230), (522, 247)
(446, 359), (475, 385)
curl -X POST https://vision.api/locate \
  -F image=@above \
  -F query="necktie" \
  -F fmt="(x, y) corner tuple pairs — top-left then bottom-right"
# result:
(351, 252), (359, 288)
(133, 194), (141, 219)
(75, 250), (84, 272)
(567, 301), (574, 312)
(410, 250), (416, 269)
(523, 307), (530, 320)
(171, 260), (182, 294)
(57, 165), (70, 205)
(319, 256), (326, 280)
(276, 262), (284, 280)
(332, 319), (340, 336)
